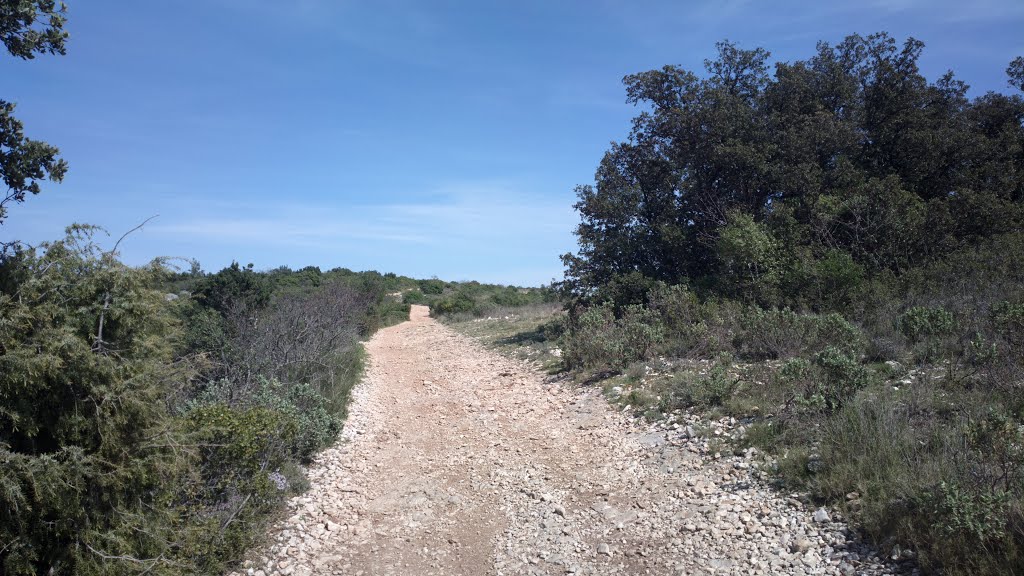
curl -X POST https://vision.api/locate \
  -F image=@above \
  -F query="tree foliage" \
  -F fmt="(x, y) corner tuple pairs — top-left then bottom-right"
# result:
(562, 33), (1024, 310)
(0, 0), (68, 227)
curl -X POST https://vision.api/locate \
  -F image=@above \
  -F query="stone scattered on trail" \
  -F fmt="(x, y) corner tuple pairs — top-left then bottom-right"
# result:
(791, 537), (813, 553)
(813, 507), (832, 523)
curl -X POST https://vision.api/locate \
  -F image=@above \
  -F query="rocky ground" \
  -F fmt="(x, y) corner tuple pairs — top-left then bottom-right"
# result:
(232, 305), (915, 576)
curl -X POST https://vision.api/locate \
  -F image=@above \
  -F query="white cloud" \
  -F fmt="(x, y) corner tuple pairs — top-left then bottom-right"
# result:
(149, 180), (577, 251)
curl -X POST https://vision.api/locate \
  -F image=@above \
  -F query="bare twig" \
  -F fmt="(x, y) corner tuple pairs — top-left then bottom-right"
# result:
(93, 215), (159, 353)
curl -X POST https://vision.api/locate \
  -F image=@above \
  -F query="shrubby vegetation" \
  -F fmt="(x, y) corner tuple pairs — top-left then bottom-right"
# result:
(0, 226), (412, 575)
(558, 33), (1024, 575)
(416, 279), (557, 320)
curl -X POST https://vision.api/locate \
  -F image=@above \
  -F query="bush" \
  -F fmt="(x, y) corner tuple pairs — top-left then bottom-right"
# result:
(663, 362), (741, 410)
(191, 377), (340, 463)
(992, 301), (1024, 347)
(896, 306), (957, 362)
(363, 299), (410, 335)
(897, 306), (956, 343)
(647, 283), (716, 356)
(432, 291), (477, 316)
(177, 404), (297, 573)
(813, 347), (871, 413)
(418, 279), (445, 295)
(809, 393), (1024, 575)
(0, 228), (193, 576)
(736, 307), (864, 360)
(562, 303), (663, 370)
(491, 287), (532, 307)
(185, 404), (296, 497)
(402, 289), (425, 304)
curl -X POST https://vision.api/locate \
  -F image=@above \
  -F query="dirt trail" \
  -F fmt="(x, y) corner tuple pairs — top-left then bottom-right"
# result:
(236, 305), (906, 576)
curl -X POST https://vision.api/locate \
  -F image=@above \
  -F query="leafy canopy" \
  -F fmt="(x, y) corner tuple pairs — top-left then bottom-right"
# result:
(0, 0), (68, 227)
(561, 33), (1024, 311)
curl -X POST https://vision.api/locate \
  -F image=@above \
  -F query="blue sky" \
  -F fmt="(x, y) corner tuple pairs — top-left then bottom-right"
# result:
(3, 0), (1022, 286)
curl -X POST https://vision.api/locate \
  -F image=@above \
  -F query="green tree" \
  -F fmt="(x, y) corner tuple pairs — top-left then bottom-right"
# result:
(562, 33), (1024, 311)
(0, 0), (68, 227)
(193, 261), (271, 316)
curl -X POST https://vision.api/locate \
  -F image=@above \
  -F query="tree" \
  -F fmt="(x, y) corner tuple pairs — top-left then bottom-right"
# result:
(0, 0), (68, 227)
(562, 33), (1024, 311)
(1009, 56), (1024, 92)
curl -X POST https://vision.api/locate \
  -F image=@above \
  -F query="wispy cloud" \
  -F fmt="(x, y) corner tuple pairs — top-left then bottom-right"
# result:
(149, 180), (577, 251)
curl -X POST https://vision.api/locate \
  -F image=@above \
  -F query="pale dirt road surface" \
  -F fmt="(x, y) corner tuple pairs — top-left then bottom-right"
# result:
(235, 305), (907, 576)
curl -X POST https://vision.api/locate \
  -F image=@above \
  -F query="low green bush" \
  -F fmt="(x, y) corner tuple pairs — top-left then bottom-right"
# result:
(418, 279), (446, 295)
(189, 377), (340, 464)
(991, 300), (1024, 346)
(432, 291), (477, 316)
(402, 289), (425, 304)
(177, 404), (297, 572)
(813, 347), (871, 413)
(647, 283), (722, 356)
(661, 359), (742, 410)
(561, 303), (663, 370)
(736, 307), (864, 360)
(896, 306), (957, 362)
(491, 286), (532, 307)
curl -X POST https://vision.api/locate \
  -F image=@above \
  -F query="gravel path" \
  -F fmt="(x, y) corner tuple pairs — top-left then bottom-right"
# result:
(235, 305), (912, 576)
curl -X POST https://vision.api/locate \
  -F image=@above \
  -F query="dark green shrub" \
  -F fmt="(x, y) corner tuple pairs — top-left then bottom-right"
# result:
(992, 301), (1024, 347)
(432, 291), (477, 316)
(898, 306), (956, 343)
(362, 299), (410, 334)
(402, 289), (426, 304)
(771, 349), (870, 415)
(809, 250), (866, 312)
(193, 261), (271, 316)
(591, 271), (661, 311)
(418, 279), (445, 295)
(251, 379), (339, 462)
(177, 404), (296, 572)
(812, 313), (864, 356)
(491, 287), (532, 307)
(647, 283), (720, 356)
(543, 315), (567, 336)
(715, 210), (782, 304)
(0, 228), (192, 575)
(189, 376), (340, 464)
(185, 404), (295, 496)
(813, 347), (871, 413)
